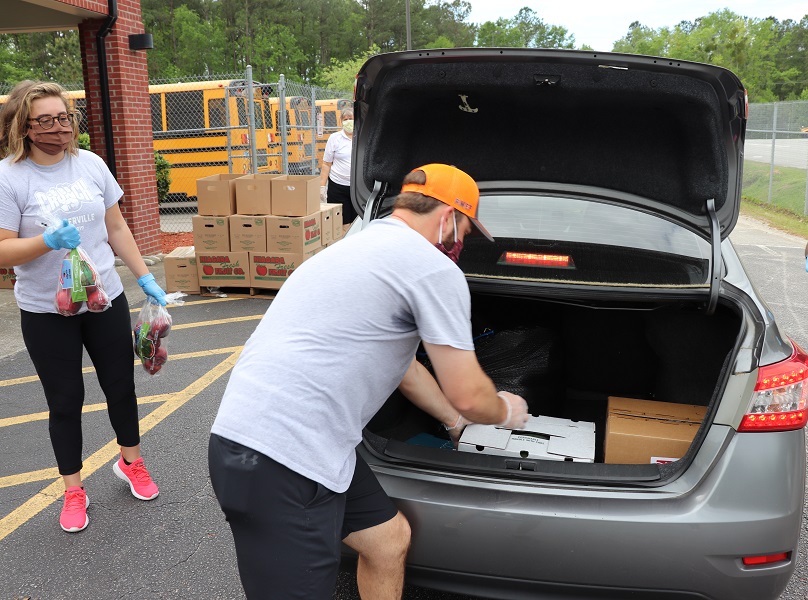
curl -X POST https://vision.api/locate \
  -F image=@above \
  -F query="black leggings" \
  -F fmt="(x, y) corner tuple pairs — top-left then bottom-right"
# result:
(326, 178), (358, 225)
(20, 293), (140, 476)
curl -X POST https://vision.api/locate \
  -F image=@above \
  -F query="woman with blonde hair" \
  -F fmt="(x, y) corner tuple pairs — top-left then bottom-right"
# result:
(0, 80), (165, 532)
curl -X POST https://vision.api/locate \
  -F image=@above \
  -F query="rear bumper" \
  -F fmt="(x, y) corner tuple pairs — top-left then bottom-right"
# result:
(361, 427), (806, 600)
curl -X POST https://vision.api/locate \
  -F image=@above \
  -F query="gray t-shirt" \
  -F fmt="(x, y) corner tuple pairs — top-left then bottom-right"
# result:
(211, 218), (474, 492)
(0, 150), (124, 313)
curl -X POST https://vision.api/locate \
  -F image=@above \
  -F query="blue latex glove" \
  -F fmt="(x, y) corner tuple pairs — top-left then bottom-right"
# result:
(137, 273), (167, 306)
(43, 219), (80, 250)
(805, 256), (808, 272)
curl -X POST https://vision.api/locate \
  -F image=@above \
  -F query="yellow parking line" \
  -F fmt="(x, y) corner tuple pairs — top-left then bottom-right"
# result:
(0, 348), (241, 543)
(0, 468), (59, 489)
(128, 296), (246, 313)
(0, 345), (246, 388)
(0, 393), (176, 429)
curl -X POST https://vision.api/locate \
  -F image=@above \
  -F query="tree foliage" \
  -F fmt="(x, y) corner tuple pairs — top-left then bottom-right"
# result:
(614, 9), (808, 101)
(0, 4), (806, 101)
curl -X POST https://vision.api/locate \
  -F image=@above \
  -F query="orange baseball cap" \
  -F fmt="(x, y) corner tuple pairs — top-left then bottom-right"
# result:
(400, 163), (494, 241)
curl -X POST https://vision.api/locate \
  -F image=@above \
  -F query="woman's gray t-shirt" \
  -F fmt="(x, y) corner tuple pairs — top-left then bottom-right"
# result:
(211, 218), (475, 493)
(0, 150), (124, 313)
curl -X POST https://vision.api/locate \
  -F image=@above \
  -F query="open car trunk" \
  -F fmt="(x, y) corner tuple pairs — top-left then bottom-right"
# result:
(364, 293), (742, 485)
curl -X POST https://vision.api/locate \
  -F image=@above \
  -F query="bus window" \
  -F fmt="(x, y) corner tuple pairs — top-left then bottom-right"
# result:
(208, 98), (225, 128)
(322, 110), (337, 128)
(150, 94), (164, 132)
(275, 110), (292, 127)
(166, 91), (204, 130)
(252, 101), (264, 128)
(263, 104), (273, 129)
(236, 97), (248, 126)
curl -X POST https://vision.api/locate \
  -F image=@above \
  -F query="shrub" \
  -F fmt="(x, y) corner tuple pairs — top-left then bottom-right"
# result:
(154, 151), (172, 204)
(78, 132), (91, 150)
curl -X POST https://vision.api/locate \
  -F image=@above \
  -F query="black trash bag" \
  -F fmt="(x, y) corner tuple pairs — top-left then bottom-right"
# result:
(472, 325), (562, 410)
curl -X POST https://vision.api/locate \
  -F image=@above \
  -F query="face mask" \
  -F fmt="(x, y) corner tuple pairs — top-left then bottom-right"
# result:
(342, 120), (354, 134)
(27, 130), (72, 156)
(435, 212), (464, 263)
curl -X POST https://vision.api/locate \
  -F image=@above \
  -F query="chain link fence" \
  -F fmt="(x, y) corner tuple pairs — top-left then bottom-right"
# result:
(11, 75), (806, 229)
(743, 100), (808, 215)
(148, 68), (351, 232)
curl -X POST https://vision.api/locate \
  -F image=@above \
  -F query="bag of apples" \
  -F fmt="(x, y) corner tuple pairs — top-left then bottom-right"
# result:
(133, 298), (172, 375)
(54, 246), (110, 316)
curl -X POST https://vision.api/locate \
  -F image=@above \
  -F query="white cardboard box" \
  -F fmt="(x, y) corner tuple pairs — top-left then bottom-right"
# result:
(458, 416), (595, 462)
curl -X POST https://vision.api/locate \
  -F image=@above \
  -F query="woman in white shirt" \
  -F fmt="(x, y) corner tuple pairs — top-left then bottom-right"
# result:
(319, 109), (357, 226)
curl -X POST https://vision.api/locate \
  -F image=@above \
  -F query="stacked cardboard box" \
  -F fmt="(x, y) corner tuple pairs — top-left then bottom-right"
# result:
(0, 266), (16, 289)
(164, 247), (200, 294)
(192, 172), (341, 292)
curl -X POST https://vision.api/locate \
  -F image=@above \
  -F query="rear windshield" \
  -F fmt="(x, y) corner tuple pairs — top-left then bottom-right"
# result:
(459, 194), (712, 287)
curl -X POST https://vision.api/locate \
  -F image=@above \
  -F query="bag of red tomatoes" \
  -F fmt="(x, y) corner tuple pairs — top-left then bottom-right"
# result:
(54, 247), (110, 316)
(133, 297), (173, 375)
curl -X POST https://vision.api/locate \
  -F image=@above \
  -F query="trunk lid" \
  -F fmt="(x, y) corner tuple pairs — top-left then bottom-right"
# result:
(353, 48), (747, 240)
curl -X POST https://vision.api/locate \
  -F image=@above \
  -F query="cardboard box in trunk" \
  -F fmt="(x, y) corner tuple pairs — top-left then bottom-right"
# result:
(164, 246), (199, 294)
(196, 174), (240, 216)
(230, 215), (267, 252)
(235, 174), (278, 215)
(192, 216), (230, 252)
(249, 250), (316, 290)
(604, 397), (707, 464)
(196, 252), (250, 287)
(271, 175), (320, 216)
(0, 266), (16, 289)
(266, 213), (322, 254)
(458, 416), (595, 462)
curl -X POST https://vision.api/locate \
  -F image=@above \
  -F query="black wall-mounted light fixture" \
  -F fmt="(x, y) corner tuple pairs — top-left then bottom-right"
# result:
(128, 33), (154, 51)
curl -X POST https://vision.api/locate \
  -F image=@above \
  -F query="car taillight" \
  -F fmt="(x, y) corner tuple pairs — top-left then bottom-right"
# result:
(738, 343), (808, 432)
(742, 551), (790, 566)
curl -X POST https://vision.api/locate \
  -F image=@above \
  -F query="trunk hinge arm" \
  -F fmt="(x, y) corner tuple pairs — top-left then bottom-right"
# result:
(362, 180), (390, 226)
(706, 198), (720, 315)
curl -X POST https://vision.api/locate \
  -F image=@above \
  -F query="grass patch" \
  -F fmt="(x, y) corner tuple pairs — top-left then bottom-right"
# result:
(742, 160), (808, 214)
(741, 159), (808, 239)
(741, 196), (808, 239)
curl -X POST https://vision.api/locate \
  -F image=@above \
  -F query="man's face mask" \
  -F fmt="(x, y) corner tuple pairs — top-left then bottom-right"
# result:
(27, 129), (72, 156)
(342, 119), (354, 134)
(435, 212), (464, 263)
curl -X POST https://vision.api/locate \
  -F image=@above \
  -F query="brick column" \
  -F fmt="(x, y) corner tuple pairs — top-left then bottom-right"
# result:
(78, 0), (160, 256)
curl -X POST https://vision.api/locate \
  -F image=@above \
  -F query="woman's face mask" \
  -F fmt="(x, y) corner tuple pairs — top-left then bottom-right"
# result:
(27, 130), (72, 155)
(435, 212), (464, 263)
(342, 119), (354, 134)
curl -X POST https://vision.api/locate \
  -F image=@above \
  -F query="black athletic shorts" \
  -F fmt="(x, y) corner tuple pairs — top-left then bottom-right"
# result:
(208, 433), (398, 599)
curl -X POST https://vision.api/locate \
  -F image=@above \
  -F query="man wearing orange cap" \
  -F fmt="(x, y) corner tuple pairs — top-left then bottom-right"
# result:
(208, 163), (529, 599)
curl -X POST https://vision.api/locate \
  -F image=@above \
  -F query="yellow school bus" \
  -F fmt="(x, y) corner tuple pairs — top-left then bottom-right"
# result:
(150, 80), (283, 199)
(1, 82), (345, 199)
(262, 92), (318, 176)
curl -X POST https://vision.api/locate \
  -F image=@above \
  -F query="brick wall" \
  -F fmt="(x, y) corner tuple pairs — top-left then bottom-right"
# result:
(78, 0), (160, 256)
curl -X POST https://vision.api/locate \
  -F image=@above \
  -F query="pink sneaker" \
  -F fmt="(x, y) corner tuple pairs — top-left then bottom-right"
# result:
(60, 486), (89, 532)
(113, 455), (159, 500)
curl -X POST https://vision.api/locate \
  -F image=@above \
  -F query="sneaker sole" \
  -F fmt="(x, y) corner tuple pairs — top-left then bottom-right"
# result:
(60, 494), (89, 533)
(113, 461), (159, 501)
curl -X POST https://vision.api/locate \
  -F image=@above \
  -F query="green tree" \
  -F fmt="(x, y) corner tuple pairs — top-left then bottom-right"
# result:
(318, 44), (382, 91)
(476, 8), (574, 48)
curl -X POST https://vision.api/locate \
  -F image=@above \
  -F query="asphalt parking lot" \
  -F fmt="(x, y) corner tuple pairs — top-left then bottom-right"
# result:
(0, 260), (469, 600)
(1, 215), (807, 599)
